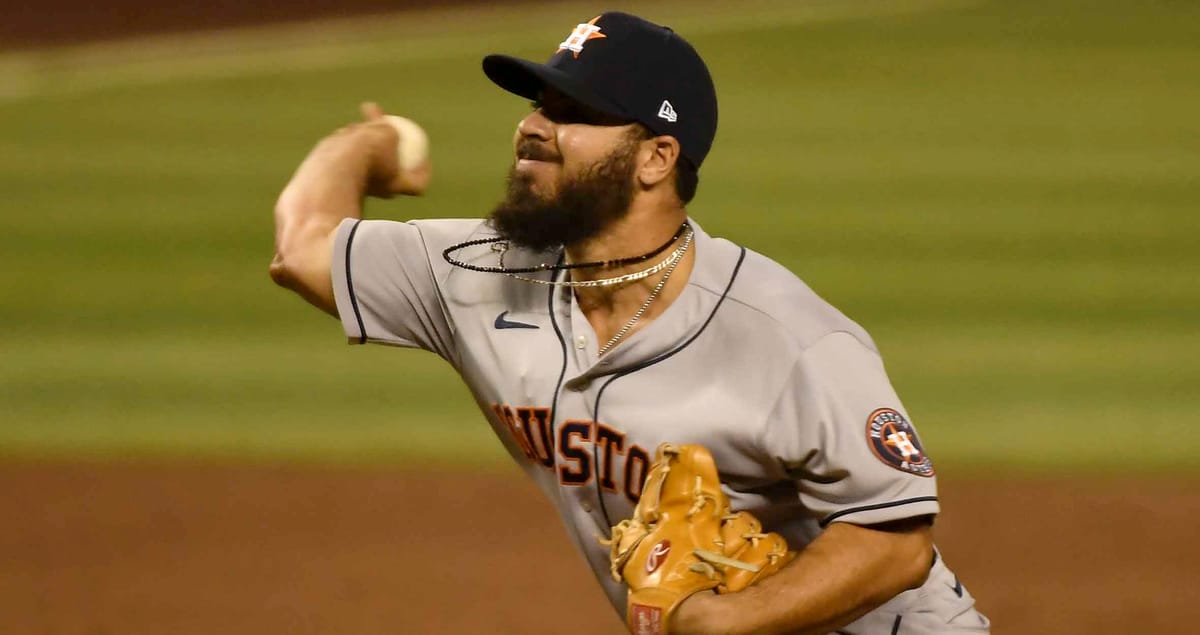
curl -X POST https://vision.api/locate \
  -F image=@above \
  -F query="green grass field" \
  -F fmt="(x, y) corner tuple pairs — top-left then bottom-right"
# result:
(2, 0), (1197, 472)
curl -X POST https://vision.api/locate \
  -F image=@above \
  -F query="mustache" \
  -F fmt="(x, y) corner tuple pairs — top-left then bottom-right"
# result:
(516, 139), (561, 163)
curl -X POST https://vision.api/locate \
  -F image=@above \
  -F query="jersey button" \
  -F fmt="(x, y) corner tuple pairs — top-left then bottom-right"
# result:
(582, 502), (593, 513)
(575, 335), (587, 350)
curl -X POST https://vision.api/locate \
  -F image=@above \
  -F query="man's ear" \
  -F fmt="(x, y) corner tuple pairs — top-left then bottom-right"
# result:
(636, 135), (681, 189)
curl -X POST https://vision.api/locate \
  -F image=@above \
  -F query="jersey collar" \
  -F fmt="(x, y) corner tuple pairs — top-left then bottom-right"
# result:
(555, 219), (745, 381)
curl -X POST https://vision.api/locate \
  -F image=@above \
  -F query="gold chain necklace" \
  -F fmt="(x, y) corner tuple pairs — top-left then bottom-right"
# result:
(597, 228), (693, 356)
(501, 225), (694, 288)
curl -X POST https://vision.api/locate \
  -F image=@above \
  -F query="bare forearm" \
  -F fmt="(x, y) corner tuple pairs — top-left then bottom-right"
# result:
(275, 137), (373, 246)
(677, 519), (933, 635)
(270, 121), (400, 315)
(271, 142), (369, 307)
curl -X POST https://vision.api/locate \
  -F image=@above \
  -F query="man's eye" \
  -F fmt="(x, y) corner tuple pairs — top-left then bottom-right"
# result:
(539, 105), (570, 123)
(530, 97), (604, 125)
(552, 105), (588, 123)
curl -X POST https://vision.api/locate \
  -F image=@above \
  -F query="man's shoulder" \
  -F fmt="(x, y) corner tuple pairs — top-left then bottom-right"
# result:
(401, 217), (491, 246)
(711, 239), (877, 355)
(418, 220), (558, 313)
(347, 217), (491, 255)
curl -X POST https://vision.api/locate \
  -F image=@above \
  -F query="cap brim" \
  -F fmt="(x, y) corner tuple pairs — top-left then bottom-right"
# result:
(482, 54), (629, 120)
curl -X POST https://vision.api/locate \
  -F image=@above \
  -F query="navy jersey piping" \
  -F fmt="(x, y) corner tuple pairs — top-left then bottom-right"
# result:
(344, 219), (368, 344)
(820, 496), (940, 527)
(891, 614), (904, 635)
(546, 257), (570, 452)
(591, 247), (747, 527)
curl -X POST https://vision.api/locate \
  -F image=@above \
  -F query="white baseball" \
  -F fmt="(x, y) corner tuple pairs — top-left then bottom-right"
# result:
(382, 115), (430, 171)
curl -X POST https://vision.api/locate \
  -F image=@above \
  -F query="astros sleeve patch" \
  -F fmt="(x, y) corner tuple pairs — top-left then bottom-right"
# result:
(866, 408), (935, 477)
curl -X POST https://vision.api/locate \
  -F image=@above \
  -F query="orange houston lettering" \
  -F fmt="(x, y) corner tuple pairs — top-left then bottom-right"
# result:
(594, 423), (625, 492)
(491, 403), (536, 461)
(624, 444), (651, 504)
(493, 407), (652, 499)
(557, 420), (593, 485)
(516, 406), (554, 468)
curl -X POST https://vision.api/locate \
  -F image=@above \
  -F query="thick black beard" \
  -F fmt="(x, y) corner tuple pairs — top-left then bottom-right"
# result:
(488, 140), (638, 252)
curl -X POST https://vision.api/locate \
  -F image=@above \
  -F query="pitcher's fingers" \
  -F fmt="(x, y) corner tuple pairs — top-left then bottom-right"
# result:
(393, 160), (432, 196)
(360, 101), (386, 121)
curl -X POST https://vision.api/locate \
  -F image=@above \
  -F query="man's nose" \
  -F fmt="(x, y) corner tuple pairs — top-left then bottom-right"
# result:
(516, 107), (553, 141)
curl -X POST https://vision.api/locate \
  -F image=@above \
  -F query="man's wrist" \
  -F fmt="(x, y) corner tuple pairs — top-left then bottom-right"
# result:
(671, 590), (733, 635)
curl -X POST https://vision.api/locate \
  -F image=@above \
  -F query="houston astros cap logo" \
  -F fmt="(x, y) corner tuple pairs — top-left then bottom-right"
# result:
(557, 16), (607, 58)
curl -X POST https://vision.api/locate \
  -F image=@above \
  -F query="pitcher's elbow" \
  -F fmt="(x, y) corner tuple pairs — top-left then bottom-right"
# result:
(269, 253), (296, 289)
(901, 532), (936, 592)
(906, 551), (933, 590)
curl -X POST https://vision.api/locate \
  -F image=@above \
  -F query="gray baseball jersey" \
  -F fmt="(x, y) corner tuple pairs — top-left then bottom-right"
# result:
(330, 217), (990, 634)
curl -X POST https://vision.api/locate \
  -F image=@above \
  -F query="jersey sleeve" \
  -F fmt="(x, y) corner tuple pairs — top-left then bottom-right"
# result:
(330, 217), (476, 365)
(766, 331), (940, 527)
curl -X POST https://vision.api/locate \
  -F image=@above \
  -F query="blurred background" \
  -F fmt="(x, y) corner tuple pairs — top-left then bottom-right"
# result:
(2, 0), (1198, 633)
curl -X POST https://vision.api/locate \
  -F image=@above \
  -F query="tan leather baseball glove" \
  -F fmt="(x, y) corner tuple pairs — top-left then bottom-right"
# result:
(600, 443), (795, 635)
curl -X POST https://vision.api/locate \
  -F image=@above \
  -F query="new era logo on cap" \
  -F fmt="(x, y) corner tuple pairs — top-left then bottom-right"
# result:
(657, 100), (677, 123)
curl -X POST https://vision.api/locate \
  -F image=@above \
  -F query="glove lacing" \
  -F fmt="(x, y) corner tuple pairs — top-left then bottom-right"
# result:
(685, 476), (721, 520)
(601, 519), (648, 582)
(598, 444), (787, 584)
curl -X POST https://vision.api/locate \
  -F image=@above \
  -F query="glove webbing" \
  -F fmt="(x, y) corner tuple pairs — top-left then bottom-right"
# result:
(600, 456), (780, 582)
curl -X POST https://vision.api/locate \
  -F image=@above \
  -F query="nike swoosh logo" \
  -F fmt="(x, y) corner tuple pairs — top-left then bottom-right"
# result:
(951, 577), (964, 598)
(494, 311), (539, 330)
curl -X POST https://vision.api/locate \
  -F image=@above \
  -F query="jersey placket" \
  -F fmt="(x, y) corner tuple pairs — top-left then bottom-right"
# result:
(565, 287), (602, 371)
(544, 283), (624, 572)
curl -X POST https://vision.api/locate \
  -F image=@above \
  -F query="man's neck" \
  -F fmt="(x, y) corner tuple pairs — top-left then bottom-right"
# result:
(567, 208), (686, 270)
(565, 203), (695, 349)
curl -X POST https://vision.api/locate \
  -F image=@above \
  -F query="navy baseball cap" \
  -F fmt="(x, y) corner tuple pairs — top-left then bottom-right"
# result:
(482, 12), (718, 168)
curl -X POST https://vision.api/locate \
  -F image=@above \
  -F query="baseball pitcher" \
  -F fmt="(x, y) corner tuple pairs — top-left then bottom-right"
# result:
(270, 11), (990, 635)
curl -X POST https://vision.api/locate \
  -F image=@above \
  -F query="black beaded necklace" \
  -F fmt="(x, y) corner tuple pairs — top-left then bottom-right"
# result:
(441, 221), (690, 275)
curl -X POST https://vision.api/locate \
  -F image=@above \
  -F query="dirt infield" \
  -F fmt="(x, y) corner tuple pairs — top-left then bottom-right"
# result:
(1, 462), (1196, 634)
